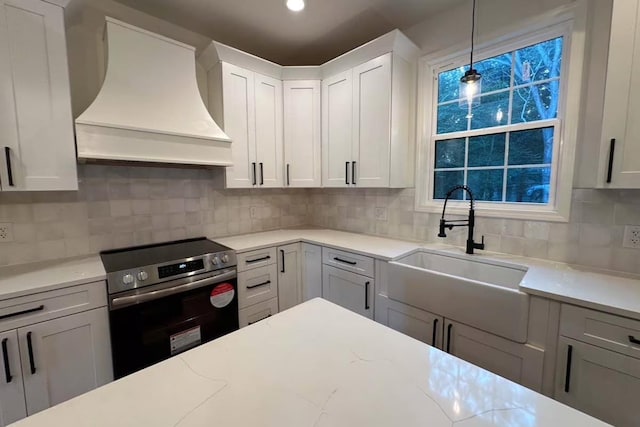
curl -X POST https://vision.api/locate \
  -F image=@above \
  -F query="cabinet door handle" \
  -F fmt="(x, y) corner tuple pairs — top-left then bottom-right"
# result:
(248, 314), (271, 325)
(0, 305), (45, 321)
(364, 281), (370, 310)
(246, 280), (271, 290)
(27, 332), (36, 375)
(446, 323), (453, 353)
(606, 138), (616, 184)
(280, 249), (285, 273)
(333, 257), (356, 266)
(286, 164), (290, 186)
(259, 163), (264, 186)
(351, 161), (356, 185)
(345, 162), (350, 185)
(252, 162), (257, 186)
(4, 147), (14, 187)
(432, 319), (439, 347)
(564, 344), (573, 393)
(629, 335), (640, 345)
(2, 338), (12, 383)
(245, 255), (271, 264)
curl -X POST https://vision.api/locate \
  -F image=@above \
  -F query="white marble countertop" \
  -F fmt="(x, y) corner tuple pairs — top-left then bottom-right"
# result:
(0, 256), (106, 301)
(10, 298), (607, 427)
(216, 228), (640, 320)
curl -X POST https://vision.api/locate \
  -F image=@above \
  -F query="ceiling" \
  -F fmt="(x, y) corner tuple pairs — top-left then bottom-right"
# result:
(111, 0), (466, 65)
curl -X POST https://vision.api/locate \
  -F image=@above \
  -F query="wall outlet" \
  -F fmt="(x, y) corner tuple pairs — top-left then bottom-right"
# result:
(623, 225), (640, 249)
(0, 223), (14, 243)
(374, 207), (388, 221)
(250, 206), (259, 219)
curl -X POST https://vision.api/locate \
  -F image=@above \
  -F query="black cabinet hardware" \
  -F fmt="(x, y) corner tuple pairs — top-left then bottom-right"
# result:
(446, 323), (453, 353)
(606, 138), (616, 184)
(246, 280), (271, 290)
(286, 164), (290, 186)
(333, 257), (356, 265)
(4, 147), (13, 187)
(245, 256), (270, 264)
(345, 162), (350, 185)
(2, 338), (12, 383)
(280, 249), (285, 273)
(564, 344), (573, 393)
(351, 161), (356, 185)
(365, 281), (370, 310)
(248, 314), (271, 325)
(259, 163), (264, 185)
(432, 319), (439, 346)
(629, 335), (640, 345)
(27, 332), (36, 375)
(252, 163), (257, 186)
(0, 305), (44, 321)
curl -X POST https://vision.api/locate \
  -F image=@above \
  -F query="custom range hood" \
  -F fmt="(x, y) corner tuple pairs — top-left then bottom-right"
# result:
(75, 18), (232, 166)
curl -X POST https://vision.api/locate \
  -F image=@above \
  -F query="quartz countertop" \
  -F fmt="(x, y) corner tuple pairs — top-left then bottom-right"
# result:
(0, 256), (106, 301)
(10, 298), (608, 427)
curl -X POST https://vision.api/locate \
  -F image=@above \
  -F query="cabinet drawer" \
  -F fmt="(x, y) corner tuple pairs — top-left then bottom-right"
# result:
(237, 247), (277, 272)
(560, 304), (640, 360)
(237, 264), (278, 309)
(239, 297), (278, 328)
(322, 247), (374, 278)
(0, 281), (107, 332)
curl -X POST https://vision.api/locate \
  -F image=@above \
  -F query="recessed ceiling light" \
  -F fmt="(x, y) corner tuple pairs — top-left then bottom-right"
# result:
(286, 0), (305, 12)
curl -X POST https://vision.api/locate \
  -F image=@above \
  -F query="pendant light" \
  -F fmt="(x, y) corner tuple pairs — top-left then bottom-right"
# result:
(460, 0), (481, 105)
(286, 0), (305, 12)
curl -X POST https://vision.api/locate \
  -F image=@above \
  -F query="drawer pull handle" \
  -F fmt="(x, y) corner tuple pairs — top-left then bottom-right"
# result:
(246, 256), (271, 264)
(2, 338), (12, 383)
(364, 281), (370, 310)
(629, 335), (640, 345)
(564, 344), (573, 393)
(27, 332), (36, 375)
(446, 323), (453, 353)
(0, 305), (45, 321)
(432, 319), (439, 347)
(248, 314), (271, 325)
(246, 280), (271, 290)
(333, 257), (356, 266)
(280, 249), (285, 273)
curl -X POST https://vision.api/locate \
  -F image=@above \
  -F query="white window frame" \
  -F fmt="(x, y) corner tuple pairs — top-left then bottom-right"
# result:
(414, 2), (588, 222)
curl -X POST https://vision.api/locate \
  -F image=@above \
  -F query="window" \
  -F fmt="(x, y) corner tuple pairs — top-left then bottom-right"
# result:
(416, 11), (586, 222)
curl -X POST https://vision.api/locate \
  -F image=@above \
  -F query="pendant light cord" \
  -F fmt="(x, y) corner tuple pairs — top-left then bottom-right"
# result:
(470, 0), (476, 69)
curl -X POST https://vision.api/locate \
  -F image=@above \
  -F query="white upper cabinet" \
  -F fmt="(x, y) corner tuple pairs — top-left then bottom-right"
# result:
(212, 62), (283, 188)
(0, 0), (77, 191)
(322, 49), (417, 188)
(322, 70), (353, 187)
(596, 0), (640, 188)
(283, 80), (321, 187)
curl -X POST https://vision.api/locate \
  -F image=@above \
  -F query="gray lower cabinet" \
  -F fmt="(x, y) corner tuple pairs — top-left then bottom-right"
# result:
(322, 265), (373, 319)
(0, 329), (26, 426)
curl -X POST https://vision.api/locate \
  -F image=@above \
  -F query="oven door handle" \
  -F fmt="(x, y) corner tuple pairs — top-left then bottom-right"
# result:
(110, 269), (237, 309)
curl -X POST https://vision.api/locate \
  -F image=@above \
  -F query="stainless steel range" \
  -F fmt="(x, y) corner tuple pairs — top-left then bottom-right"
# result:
(101, 237), (238, 379)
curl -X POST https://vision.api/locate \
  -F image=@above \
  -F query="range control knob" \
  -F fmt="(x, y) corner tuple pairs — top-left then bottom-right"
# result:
(137, 271), (149, 281)
(122, 274), (134, 285)
(221, 254), (229, 263)
(211, 256), (220, 265)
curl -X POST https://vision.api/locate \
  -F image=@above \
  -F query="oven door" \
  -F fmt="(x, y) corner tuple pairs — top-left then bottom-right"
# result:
(109, 269), (238, 379)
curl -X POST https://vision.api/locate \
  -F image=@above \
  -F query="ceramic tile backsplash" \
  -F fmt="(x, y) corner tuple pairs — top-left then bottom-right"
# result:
(307, 188), (640, 275)
(0, 164), (308, 267)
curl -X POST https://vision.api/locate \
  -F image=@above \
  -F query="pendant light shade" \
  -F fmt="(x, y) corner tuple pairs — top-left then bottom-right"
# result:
(460, 0), (481, 105)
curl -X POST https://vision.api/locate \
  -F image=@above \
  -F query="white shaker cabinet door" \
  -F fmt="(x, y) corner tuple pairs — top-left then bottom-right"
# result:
(283, 80), (321, 188)
(301, 243), (322, 301)
(322, 70), (353, 187)
(254, 73), (283, 188)
(222, 62), (256, 188)
(277, 243), (302, 312)
(0, 329), (27, 427)
(322, 265), (373, 319)
(0, 0), (77, 191)
(378, 298), (443, 348)
(555, 337), (640, 427)
(18, 308), (113, 416)
(352, 53), (392, 188)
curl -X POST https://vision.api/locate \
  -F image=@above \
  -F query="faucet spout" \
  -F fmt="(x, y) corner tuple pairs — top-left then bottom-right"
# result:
(438, 185), (485, 255)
